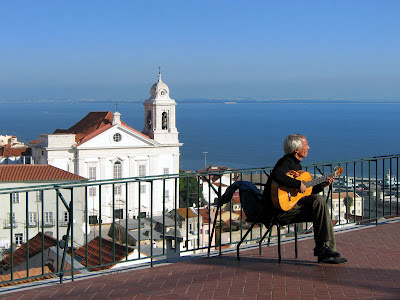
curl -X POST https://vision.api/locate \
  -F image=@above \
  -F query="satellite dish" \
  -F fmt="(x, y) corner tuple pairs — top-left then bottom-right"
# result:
(82, 223), (91, 234)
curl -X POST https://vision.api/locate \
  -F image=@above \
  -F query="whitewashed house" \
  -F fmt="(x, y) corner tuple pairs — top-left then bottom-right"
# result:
(330, 192), (363, 222)
(0, 135), (32, 165)
(31, 73), (182, 223)
(0, 165), (87, 250)
(197, 165), (232, 204)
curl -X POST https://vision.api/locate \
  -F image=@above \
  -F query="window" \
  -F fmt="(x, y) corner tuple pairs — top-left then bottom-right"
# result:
(114, 161), (122, 179)
(89, 187), (96, 197)
(36, 191), (43, 202)
(138, 165), (146, 177)
(163, 168), (169, 175)
(205, 229), (210, 235)
(114, 185), (122, 195)
(7, 213), (16, 226)
(113, 133), (122, 142)
(140, 185), (146, 194)
(165, 190), (170, 201)
(25, 157), (31, 164)
(12, 193), (19, 203)
(161, 112), (168, 129)
(64, 211), (69, 222)
(28, 212), (37, 226)
(15, 234), (23, 246)
(89, 215), (98, 224)
(146, 111), (152, 129)
(89, 167), (96, 180)
(44, 212), (53, 225)
(114, 209), (123, 219)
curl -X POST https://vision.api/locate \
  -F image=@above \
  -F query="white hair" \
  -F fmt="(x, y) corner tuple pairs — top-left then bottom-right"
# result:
(283, 134), (306, 155)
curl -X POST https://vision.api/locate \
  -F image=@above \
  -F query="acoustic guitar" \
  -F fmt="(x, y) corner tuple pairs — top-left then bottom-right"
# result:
(271, 166), (343, 211)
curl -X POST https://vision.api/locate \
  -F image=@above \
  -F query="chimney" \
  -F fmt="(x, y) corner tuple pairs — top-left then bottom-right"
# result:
(112, 111), (121, 125)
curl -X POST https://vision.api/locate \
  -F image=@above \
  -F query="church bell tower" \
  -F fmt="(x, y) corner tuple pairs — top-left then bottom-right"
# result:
(143, 72), (179, 145)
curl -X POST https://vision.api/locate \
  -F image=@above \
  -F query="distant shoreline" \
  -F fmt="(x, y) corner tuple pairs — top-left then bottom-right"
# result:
(1, 98), (399, 105)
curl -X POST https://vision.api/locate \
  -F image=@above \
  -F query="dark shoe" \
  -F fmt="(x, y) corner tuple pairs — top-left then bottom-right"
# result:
(314, 245), (341, 258)
(318, 256), (348, 264)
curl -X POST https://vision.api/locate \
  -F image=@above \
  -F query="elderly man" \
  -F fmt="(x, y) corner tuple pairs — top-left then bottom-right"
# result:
(262, 134), (347, 264)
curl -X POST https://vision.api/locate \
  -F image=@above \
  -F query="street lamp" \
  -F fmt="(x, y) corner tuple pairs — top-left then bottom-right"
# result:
(203, 152), (208, 169)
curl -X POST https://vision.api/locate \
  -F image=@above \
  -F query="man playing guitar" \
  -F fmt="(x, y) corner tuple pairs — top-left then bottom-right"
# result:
(262, 134), (347, 264)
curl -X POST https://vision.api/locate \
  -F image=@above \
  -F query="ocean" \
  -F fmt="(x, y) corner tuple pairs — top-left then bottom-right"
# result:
(1, 100), (400, 171)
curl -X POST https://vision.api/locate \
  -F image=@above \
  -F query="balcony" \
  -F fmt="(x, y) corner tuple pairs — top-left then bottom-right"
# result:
(59, 219), (69, 227)
(25, 221), (37, 228)
(3, 220), (17, 229)
(0, 154), (399, 297)
(43, 219), (55, 227)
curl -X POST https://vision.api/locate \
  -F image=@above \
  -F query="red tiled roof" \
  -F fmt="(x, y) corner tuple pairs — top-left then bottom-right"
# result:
(53, 111), (150, 145)
(196, 166), (230, 173)
(212, 182), (228, 188)
(0, 165), (87, 182)
(0, 146), (31, 158)
(176, 208), (197, 219)
(54, 111), (113, 142)
(0, 266), (55, 287)
(0, 233), (58, 271)
(74, 237), (134, 271)
(198, 208), (211, 223)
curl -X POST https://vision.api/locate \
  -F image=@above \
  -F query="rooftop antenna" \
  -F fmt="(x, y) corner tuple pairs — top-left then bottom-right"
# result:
(115, 103), (119, 112)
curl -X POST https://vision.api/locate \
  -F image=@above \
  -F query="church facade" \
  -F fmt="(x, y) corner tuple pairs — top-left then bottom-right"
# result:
(31, 73), (182, 222)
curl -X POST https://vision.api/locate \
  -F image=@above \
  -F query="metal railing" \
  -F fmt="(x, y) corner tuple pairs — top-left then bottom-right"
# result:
(0, 154), (399, 288)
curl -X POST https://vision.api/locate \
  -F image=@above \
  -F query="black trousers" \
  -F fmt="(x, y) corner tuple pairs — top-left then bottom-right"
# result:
(275, 194), (336, 250)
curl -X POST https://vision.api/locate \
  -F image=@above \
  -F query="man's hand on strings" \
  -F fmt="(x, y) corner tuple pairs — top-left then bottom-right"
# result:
(321, 176), (334, 188)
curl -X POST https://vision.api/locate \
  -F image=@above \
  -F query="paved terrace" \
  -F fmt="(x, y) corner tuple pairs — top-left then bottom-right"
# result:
(1, 218), (399, 300)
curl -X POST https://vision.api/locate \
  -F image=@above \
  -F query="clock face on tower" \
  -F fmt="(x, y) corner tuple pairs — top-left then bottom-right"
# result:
(160, 89), (167, 97)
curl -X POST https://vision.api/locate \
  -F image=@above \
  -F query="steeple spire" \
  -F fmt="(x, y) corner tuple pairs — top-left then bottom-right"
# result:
(158, 67), (162, 82)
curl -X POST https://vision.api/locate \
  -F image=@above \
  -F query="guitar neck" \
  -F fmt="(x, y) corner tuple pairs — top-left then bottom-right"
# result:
(304, 172), (335, 188)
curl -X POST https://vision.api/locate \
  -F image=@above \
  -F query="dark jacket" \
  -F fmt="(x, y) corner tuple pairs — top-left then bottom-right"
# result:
(262, 154), (323, 215)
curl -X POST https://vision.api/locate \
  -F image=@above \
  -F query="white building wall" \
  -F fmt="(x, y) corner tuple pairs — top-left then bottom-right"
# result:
(0, 182), (86, 250)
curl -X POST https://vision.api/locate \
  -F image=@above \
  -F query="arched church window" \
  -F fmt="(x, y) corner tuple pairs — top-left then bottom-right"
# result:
(114, 161), (122, 179)
(162, 112), (168, 130)
(147, 111), (152, 129)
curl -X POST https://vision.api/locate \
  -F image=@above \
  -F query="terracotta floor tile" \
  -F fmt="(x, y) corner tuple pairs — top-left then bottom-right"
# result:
(2, 220), (400, 300)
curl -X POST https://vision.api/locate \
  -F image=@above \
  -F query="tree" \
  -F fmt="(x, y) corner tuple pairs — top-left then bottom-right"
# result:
(343, 195), (354, 209)
(179, 170), (206, 208)
(214, 219), (228, 247)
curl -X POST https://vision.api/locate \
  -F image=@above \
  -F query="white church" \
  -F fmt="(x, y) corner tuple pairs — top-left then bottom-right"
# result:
(31, 73), (182, 222)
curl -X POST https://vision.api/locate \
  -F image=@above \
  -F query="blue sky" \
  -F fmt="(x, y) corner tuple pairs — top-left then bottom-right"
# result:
(1, 0), (399, 101)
